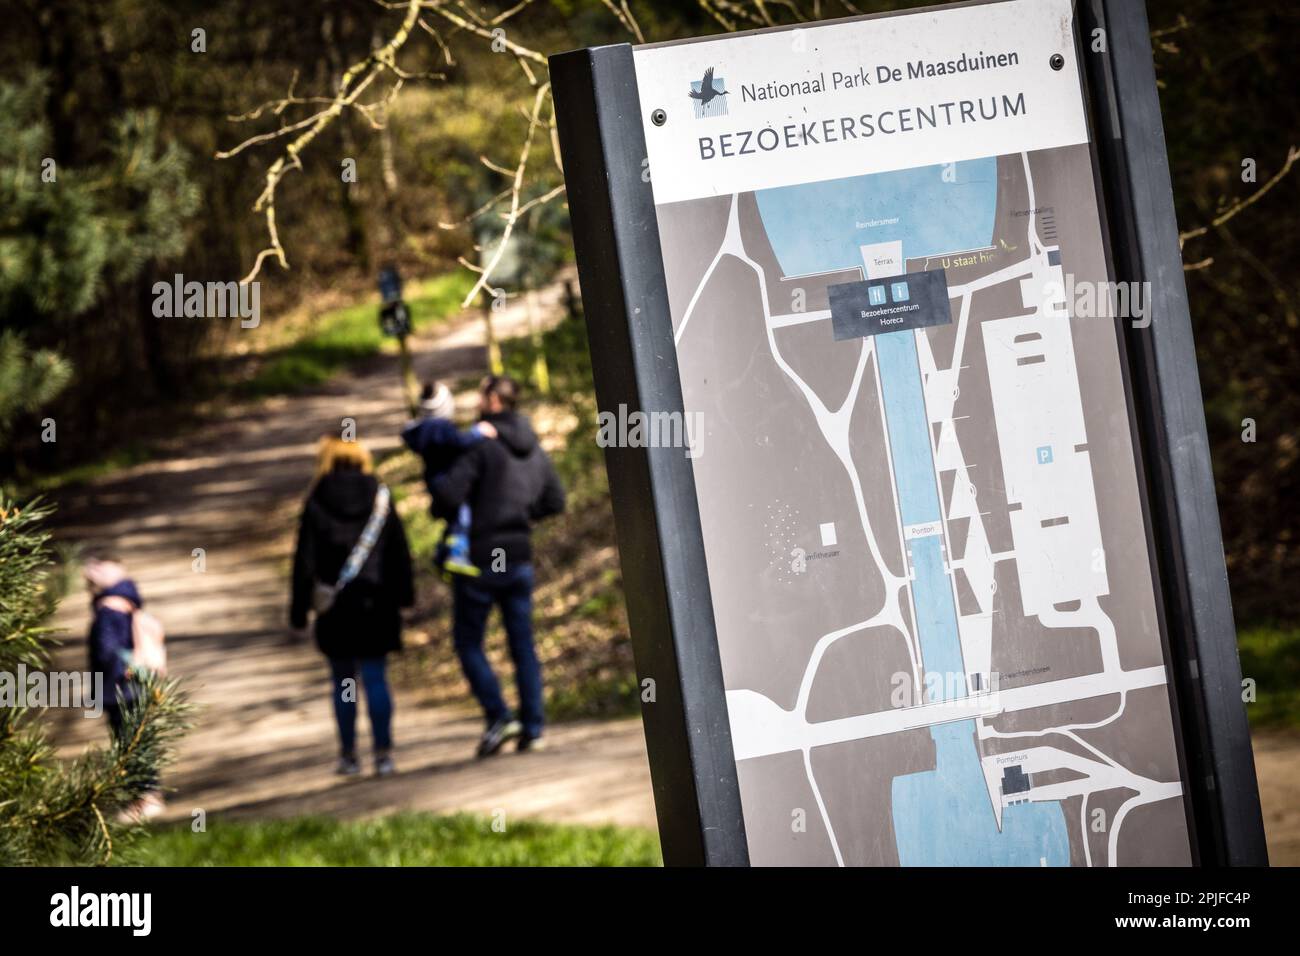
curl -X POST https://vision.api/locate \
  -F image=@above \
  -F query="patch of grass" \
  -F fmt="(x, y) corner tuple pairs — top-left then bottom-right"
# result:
(242, 271), (475, 399)
(400, 500), (447, 566)
(577, 577), (622, 619)
(548, 673), (642, 722)
(1239, 623), (1300, 728)
(383, 458), (446, 565)
(13, 440), (156, 497)
(123, 811), (661, 867)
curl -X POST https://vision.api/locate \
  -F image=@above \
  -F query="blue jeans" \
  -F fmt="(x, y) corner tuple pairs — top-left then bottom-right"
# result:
(452, 562), (543, 738)
(329, 657), (393, 757)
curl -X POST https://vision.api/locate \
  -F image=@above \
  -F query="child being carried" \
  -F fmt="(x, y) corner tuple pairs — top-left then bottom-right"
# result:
(402, 381), (496, 578)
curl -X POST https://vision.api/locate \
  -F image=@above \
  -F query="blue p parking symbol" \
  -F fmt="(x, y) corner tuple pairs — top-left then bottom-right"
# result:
(1036, 445), (1054, 465)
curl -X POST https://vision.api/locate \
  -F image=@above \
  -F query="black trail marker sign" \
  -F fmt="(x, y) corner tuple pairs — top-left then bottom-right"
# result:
(552, 0), (1267, 867)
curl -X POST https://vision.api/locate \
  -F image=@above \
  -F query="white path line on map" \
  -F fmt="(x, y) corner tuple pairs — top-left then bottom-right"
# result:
(674, 195), (738, 347)
(1081, 793), (1093, 867)
(802, 747), (844, 867)
(945, 256), (1034, 300)
(981, 720), (1126, 769)
(1040, 598), (1122, 684)
(672, 195), (906, 623)
(1106, 787), (1184, 867)
(720, 205), (904, 605)
(916, 327), (983, 636)
(1064, 765), (1178, 868)
(729, 664), (1170, 761)
(752, 251), (896, 866)
(733, 665), (1170, 764)
(948, 290), (974, 384)
(769, 309), (832, 327)
(795, 614), (896, 716)
(984, 708), (1158, 869)
(1060, 728), (1123, 768)
(759, 271), (917, 721)
(789, 342), (894, 708)
(672, 194), (881, 863)
(1022, 151), (1045, 258)
(1021, 745), (1173, 801)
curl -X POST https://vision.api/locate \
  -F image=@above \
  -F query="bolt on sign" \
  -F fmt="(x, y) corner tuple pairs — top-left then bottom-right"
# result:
(552, 0), (1267, 867)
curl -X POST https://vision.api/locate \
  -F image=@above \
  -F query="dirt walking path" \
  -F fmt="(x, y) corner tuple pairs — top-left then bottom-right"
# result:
(47, 277), (657, 833)
(1250, 730), (1300, 865)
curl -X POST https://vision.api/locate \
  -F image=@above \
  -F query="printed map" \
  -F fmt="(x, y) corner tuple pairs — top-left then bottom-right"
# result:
(654, 145), (1193, 866)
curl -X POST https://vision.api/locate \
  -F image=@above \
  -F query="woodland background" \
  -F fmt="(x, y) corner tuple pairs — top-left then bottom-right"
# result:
(1, 0), (1295, 639)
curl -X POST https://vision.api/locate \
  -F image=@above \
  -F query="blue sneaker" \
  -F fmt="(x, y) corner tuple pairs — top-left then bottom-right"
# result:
(442, 531), (480, 578)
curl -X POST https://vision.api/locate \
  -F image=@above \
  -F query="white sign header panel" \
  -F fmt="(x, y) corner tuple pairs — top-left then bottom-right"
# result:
(633, 0), (1088, 205)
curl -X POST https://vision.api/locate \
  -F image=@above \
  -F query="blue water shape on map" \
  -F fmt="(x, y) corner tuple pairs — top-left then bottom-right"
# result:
(875, 331), (944, 529)
(893, 721), (1072, 866)
(907, 536), (967, 693)
(754, 158), (998, 277)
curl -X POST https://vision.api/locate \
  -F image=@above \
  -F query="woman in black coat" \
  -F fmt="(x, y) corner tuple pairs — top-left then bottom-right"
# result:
(291, 437), (414, 777)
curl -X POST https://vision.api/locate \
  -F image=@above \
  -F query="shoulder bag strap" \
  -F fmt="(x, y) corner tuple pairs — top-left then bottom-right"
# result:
(335, 485), (390, 591)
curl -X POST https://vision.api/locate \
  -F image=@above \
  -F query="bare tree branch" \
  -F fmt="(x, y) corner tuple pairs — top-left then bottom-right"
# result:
(439, 187), (514, 230)
(698, 0), (738, 32)
(420, 1), (547, 65)
(601, 0), (646, 43)
(1179, 146), (1300, 249)
(460, 81), (552, 307)
(219, 0), (427, 283)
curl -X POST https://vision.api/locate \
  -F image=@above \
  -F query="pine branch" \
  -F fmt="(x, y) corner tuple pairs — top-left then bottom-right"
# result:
(0, 674), (194, 866)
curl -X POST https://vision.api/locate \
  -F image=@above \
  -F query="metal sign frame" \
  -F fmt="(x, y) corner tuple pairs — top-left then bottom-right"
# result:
(551, 0), (1268, 867)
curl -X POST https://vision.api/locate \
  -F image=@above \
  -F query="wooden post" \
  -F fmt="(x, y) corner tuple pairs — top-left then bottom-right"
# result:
(482, 288), (504, 376)
(526, 286), (551, 395)
(397, 333), (418, 417)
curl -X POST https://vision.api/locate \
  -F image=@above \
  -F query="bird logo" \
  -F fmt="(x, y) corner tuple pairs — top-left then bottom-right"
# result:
(688, 67), (728, 118)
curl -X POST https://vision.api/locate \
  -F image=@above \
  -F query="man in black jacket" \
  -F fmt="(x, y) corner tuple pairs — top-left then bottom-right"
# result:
(431, 375), (565, 756)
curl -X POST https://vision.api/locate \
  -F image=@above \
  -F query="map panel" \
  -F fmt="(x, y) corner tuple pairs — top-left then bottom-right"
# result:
(636, 0), (1192, 865)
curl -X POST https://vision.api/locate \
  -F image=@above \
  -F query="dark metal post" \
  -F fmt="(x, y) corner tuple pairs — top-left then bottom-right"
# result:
(551, 44), (749, 866)
(1080, 0), (1269, 865)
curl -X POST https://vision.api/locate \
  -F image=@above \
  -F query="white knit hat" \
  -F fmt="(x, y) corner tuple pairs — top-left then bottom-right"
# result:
(420, 382), (455, 419)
